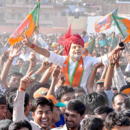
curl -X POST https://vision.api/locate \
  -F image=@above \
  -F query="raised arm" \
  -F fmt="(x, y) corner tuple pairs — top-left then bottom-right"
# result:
(39, 61), (52, 84)
(86, 61), (103, 94)
(104, 51), (122, 91)
(26, 51), (37, 75)
(22, 34), (50, 58)
(1, 43), (22, 88)
(0, 50), (9, 73)
(100, 65), (108, 80)
(47, 66), (60, 96)
(13, 71), (34, 122)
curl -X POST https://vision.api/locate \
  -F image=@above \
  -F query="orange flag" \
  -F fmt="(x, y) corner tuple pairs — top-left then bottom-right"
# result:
(94, 9), (118, 33)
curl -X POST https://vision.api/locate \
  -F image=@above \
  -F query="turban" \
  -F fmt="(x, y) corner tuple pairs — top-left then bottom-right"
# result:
(58, 25), (84, 56)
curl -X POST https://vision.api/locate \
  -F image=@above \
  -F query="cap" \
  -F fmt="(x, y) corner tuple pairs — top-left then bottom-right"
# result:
(51, 42), (58, 47)
(44, 95), (65, 107)
(33, 87), (49, 99)
(96, 79), (104, 86)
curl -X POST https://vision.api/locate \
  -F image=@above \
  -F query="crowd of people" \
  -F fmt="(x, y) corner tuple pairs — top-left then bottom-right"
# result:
(0, 29), (130, 130)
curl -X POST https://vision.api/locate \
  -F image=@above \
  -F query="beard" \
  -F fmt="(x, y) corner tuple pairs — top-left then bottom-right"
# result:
(69, 51), (83, 61)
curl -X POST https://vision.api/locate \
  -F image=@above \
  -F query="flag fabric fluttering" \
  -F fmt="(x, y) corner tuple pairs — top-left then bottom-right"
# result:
(8, 0), (40, 46)
(84, 39), (95, 55)
(111, 15), (130, 43)
(94, 8), (118, 33)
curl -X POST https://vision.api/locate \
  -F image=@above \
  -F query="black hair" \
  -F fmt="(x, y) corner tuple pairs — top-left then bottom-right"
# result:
(85, 92), (106, 115)
(4, 87), (17, 102)
(31, 97), (53, 112)
(9, 120), (32, 130)
(0, 94), (6, 105)
(122, 110), (130, 118)
(55, 86), (75, 101)
(76, 95), (87, 107)
(16, 58), (24, 63)
(7, 72), (23, 82)
(81, 116), (104, 130)
(8, 92), (30, 114)
(99, 92), (109, 106)
(30, 82), (50, 100)
(66, 99), (86, 116)
(112, 93), (127, 104)
(113, 87), (117, 90)
(94, 106), (114, 115)
(73, 87), (86, 95)
(105, 112), (130, 130)
(120, 85), (130, 93)
(9, 65), (21, 75)
(101, 33), (106, 37)
(0, 119), (12, 130)
(122, 97), (130, 110)
(82, 31), (86, 35)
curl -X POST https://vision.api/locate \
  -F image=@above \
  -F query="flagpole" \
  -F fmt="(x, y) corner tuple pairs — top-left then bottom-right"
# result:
(109, 26), (115, 51)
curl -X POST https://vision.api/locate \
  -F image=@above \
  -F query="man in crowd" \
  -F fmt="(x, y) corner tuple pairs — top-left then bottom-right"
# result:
(112, 93), (127, 113)
(52, 99), (86, 130)
(22, 29), (124, 94)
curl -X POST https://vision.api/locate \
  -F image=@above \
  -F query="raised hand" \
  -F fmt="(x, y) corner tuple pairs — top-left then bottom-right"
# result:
(9, 43), (22, 59)
(109, 51), (122, 64)
(52, 65), (60, 79)
(22, 33), (32, 47)
(20, 71), (35, 90)
(108, 44), (124, 59)
(29, 51), (37, 67)
(57, 71), (66, 88)
(1, 50), (9, 62)
(42, 60), (52, 70)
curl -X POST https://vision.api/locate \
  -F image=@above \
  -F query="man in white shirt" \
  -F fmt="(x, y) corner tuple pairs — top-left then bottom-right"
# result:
(81, 31), (88, 43)
(22, 30), (124, 94)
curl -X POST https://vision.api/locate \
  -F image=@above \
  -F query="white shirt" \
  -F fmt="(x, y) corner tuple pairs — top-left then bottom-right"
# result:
(48, 51), (109, 94)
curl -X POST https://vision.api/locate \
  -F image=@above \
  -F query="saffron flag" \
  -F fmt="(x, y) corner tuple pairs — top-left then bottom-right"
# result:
(111, 15), (130, 43)
(85, 39), (95, 55)
(8, 0), (40, 46)
(94, 8), (118, 33)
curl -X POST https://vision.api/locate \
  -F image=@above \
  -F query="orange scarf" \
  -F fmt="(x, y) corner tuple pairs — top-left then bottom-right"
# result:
(62, 56), (84, 88)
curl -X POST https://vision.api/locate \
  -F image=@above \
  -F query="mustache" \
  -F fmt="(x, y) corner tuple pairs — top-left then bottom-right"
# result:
(66, 120), (74, 123)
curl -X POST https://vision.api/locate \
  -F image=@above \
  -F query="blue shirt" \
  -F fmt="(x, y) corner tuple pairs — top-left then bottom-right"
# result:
(82, 36), (88, 43)
(55, 113), (65, 127)
(99, 39), (109, 47)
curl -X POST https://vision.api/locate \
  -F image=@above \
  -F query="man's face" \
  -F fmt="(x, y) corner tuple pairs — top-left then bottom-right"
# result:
(0, 104), (6, 120)
(95, 83), (104, 93)
(60, 92), (75, 114)
(69, 43), (84, 61)
(8, 75), (22, 88)
(32, 105), (53, 129)
(112, 95), (126, 113)
(95, 113), (107, 122)
(112, 126), (130, 130)
(82, 33), (85, 38)
(64, 110), (84, 130)
(16, 60), (23, 66)
(52, 106), (61, 123)
(113, 90), (118, 95)
(61, 92), (75, 105)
